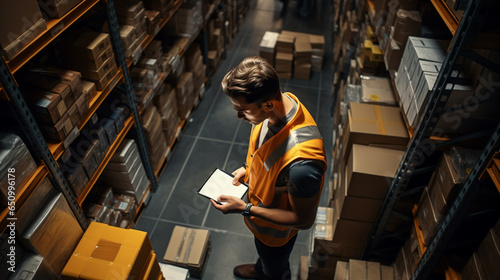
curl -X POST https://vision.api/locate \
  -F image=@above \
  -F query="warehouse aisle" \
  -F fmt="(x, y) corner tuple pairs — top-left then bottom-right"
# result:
(136, 0), (335, 279)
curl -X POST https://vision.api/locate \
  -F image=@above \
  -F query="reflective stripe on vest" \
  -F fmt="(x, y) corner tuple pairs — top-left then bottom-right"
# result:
(264, 125), (322, 171)
(245, 217), (294, 239)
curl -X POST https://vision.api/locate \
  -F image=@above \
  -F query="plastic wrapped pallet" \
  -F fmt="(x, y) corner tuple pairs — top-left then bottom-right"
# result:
(20, 193), (83, 274)
(0, 133), (38, 207)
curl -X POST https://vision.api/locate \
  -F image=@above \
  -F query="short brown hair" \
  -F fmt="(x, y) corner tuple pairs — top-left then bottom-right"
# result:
(221, 56), (281, 105)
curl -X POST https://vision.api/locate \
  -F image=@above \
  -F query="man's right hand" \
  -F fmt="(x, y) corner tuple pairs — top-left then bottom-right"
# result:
(232, 166), (246, 185)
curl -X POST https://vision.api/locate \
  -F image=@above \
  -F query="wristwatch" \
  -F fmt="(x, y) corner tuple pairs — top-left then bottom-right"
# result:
(242, 203), (253, 217)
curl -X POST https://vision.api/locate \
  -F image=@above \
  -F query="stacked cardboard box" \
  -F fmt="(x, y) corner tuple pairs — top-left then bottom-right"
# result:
(0, 133), (38, 207)
(133, 55), (164, 109)
(173, 71), (196, 120)
(84, 186), (138, 228)
(394, 36), (481, 131)
(0, 0), (47, 60)
(154, 83), (179, 146)
(114, 0), (148, 57)
(185, 43), (207, 94)
(141, 104), (168, 172)
(461, 223), (500, 280)
(360, 75), (397, 106)
(59, 103), (127, 197)
(16, 182), (83, 275)
(293, 35), (312, 80)
(275, 33), (294, 79)
(38, 0), (82, 19)
(165, 0), (203, 36)
(20, 67), (85, 146)
(163, 225), (211, 278)
(62, 222), (164, 280)
(99, 139), (150, 203)
(310, 34), (325, 71)
(143, 0), (174, 18)
(259, 31), (279, 67)
(334, 259), (395, 280)
(60, 30), (117, 91)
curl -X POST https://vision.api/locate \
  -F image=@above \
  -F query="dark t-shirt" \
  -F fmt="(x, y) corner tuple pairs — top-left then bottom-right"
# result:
(276, 160), (325, 198)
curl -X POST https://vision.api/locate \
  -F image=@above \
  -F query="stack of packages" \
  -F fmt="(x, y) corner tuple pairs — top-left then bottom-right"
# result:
(460, 218), (500, 280)
(207, 14), (224, 72)
(19, 66), (85, 147)
(259, 31), (279, 67)
(141, 103), (168, 172)
(0, 133), (38, 207)
(153, 83), (179, 146)
(60, 30), (117, 91)
(84, 184), (138, 229)
(310, 34), (325, 72)
(168, 58), (195, 121)
(63, 222), (165, 280)
(184, 43), (207, 96)
(165, 0), (203, 36)
(13, 177), (83, 276)
(143, 0), (174, 18)
(275, 33), (294, 79)
(131, 40), (165, 110)
(382, 0), (421, 72)
(291, 33), (312, 80)
(99, 139), (150, 205)
(0, 0), (47, 60)
(114, 0), (148, 57)
(310, 101), (409, 279)
(394, 36), (476, 130)
(332, 259), (394, 280)
(59, 102), (127, 197)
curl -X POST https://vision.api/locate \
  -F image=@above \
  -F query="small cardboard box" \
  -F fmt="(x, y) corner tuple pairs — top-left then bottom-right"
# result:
(361, 76), (396, 106)
(79, 56), (117, 82)
(24, 90), (67, 125)
(163, 226), (210, 279)
(415, 187), (438, 245)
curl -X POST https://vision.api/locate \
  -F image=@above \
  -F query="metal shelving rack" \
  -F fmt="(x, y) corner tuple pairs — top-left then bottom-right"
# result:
(361, 1), (500, 279)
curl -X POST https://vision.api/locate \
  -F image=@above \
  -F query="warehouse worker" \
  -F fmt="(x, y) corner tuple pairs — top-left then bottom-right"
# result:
(211, 56), (326, 280)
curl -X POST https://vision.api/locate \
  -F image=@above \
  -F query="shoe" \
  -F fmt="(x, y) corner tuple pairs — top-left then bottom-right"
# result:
(233, 264), (264, 279)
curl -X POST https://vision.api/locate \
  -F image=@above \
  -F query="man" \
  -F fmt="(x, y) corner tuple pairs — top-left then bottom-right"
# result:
(211, 56), (326, 280)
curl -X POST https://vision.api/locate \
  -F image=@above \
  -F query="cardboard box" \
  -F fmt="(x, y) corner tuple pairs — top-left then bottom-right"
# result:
(361, 76), (396, 106)
(38, 0), (82, 18)
(0, 0), (44, 48)
(381, 265), (395, 280)
(163, 226), (210, 278)
(477, 229), (500, 280)
(62, 30), (112, 61)
(276, 33), (294, 53)
(461, 252), (488, 280)
(346, 144), (404, 200)
(415, 187), (438, 245)
(79, 56), (117, 82)
(21, 193), (83, 274)
(24, 90), (67, 125)
(62, 222), (153, 279)
(93, 66), (117, 91)
(393, 248), (410, 280)
(350, 259), (381, 280)
(345, 103), (408, 160)
(40, 113), (74, 141)
(334, 261), (348, 280)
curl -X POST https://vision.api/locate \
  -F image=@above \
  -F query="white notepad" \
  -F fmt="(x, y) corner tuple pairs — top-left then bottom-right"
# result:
(197, 168), (248, 204)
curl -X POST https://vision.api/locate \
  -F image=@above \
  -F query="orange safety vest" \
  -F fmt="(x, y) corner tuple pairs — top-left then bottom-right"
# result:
(243, 92), (326, 247)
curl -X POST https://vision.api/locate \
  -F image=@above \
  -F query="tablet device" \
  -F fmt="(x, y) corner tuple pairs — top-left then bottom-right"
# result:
(197, 168), (248, 204)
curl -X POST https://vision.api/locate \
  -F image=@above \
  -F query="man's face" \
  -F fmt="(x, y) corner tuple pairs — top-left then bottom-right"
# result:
(229, 96), (269, 125)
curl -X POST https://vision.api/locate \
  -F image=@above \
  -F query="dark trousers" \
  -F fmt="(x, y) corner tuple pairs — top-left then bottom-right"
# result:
(254, 234), (298, 280)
